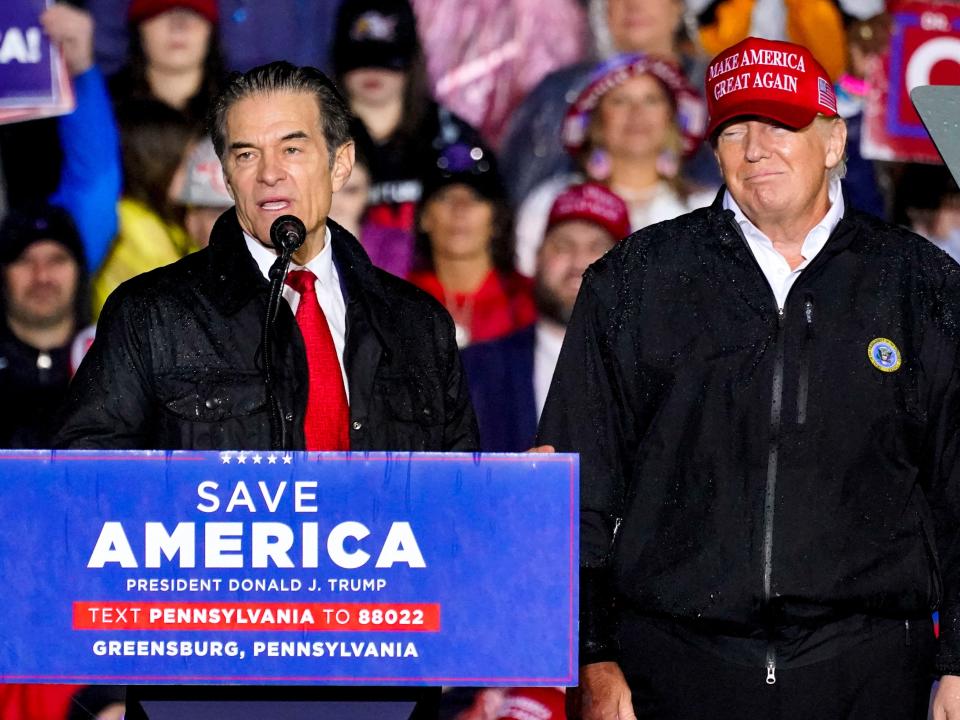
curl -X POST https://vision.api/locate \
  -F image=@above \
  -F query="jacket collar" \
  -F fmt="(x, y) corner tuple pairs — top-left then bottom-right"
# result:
(205, 209), (397, 353)
(327, 217), (398, 358)
(205, 208), (269, 315)
(707, 182), (858, 255)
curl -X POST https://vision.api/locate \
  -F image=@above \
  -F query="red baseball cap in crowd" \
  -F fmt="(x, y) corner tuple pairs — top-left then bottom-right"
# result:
(705, 36), (838, 138)
(562, 53), (707, 159)
(546, 182), (631, 242)
(495, 687), (566, 720)
(128, 0), (219, 24)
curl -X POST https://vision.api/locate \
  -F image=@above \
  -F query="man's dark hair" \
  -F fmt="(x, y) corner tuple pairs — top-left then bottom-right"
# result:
(208, 61), (353, 166)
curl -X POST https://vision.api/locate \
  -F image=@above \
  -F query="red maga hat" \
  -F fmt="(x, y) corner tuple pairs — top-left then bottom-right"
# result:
(128, 0), (219, 24)
(705, 37), (838, 137)
(547, 182), (631, 241)
(562, 54), (707, 159)
(495, 688), (566, 720)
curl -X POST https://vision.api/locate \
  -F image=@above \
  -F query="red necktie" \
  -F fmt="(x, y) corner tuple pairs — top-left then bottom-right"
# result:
(285, 269), (350, 450)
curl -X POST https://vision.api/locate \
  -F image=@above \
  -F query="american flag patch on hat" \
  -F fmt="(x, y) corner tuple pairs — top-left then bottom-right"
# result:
(818, 77), (837, 113)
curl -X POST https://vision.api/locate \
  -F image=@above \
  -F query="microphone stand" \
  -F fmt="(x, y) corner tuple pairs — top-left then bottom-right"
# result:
(259, 214), (307, 451)
(262, 250), (294, 450)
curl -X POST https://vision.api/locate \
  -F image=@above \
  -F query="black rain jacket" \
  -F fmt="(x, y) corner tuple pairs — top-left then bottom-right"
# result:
(55, 209), (478, 453)
(538, 191), (960, 675)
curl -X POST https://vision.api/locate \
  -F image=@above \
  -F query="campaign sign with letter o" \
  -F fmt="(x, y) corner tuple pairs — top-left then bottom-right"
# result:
(863, 1), (960, 162)
(0, 451), (578, 686)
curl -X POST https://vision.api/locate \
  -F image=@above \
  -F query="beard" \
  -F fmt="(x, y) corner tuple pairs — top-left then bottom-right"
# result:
(534, 275), (576, 327)
(5, 287), (74, 330)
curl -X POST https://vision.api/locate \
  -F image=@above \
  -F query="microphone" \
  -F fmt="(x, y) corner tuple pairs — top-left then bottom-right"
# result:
(269, 215), (306, 254)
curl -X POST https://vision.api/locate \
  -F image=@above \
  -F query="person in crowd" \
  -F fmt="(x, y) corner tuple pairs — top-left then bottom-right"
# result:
(87, 0), (344, 76)
(832, 8), (887, 219)
(327, 138), (413, 277)
(408, 143), (535, 348)
(56, 59), (478, 717)
(176, 136), (234, 249)
(462, 182), (628, 451)
(327, 138), (372, 242)
(539, 36), (960, 719)
(0, 684), (124, 720)
(0, 206), (88, 449)
(690, 0), (878, 80)
(21, 3), (122, 272)
(501, 0), (717, 205)
(108, 0), (225, 129)
(515, 53), (712, 276)
(896, 163), (960, 263)
(92, 99), (196, 317)
(331, 0), (486, 277)
(411, 0), (587, 149)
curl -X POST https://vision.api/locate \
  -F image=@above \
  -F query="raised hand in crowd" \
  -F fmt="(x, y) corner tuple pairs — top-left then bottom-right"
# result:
(40, 3), (95, 77)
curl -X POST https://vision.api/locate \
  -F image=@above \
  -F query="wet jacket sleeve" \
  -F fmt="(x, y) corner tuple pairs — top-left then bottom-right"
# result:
(537, 269), (638, 665)
(926, 266), (960, 676)
(49, 65), (120, 272)
(54, 287), (156, 449)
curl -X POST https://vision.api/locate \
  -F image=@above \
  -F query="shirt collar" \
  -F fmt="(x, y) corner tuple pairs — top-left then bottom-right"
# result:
(535, 319), (565, 356)
(723, 178), (844, 261)
(243, 225), (336, 285)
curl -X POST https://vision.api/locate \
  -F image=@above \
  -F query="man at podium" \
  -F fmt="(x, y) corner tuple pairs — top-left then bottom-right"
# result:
(55, 61), (479, 719)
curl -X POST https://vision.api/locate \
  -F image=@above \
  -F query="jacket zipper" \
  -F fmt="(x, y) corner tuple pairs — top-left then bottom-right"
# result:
(723, 216), (837, 685)
(796, 299), (814, 425)
(762, 308), (786, 685)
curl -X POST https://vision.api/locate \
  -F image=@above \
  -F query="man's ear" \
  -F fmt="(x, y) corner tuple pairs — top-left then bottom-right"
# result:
(824, 118), (848, 171)
(331, 141), (355, 192)
(222, 168), (236, 202)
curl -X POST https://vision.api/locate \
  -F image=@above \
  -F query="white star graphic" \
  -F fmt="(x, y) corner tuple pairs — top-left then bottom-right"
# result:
(220, 453), (232, 464)
(267, 454), (277, 464)
(237, 452), (247, 464)
(252, 454), (263, 464)
(282, 455), (293, 464)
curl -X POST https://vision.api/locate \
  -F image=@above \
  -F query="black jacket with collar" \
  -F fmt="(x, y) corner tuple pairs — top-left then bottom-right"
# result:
(55, 209), (479, 453)
(538, 189), (960, 675)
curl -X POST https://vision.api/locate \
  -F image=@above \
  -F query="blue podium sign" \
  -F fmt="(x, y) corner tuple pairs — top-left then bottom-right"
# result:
(0, 451), (578, 686)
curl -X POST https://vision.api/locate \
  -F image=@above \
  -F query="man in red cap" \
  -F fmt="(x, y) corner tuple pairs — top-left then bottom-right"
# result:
(539, 36), (960, 719)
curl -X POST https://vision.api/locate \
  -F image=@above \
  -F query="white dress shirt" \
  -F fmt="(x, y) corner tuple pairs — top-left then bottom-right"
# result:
(534, 320), (566, 421)
(244, 226), (349, 399)
(723, 178), (844, 310)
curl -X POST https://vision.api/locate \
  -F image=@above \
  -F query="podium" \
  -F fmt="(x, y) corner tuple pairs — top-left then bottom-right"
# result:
(0, 450), (577, 697)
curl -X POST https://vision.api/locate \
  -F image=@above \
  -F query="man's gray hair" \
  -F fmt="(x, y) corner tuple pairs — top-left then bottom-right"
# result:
(207, 61), (352, 167)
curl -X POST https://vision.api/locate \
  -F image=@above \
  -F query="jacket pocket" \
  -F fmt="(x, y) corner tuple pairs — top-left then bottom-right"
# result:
(372, 374), (444, 451)
(161, 371), (268, 421)
(916, 508), (943, 610)
(157, 370), (270, 449)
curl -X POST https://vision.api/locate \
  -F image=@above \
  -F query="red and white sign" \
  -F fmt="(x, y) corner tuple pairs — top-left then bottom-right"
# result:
(863, 1), (960, 163)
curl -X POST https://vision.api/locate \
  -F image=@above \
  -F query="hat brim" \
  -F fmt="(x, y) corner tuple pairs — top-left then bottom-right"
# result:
(334, 42), (415, 76)
(707, 100), (819, 139)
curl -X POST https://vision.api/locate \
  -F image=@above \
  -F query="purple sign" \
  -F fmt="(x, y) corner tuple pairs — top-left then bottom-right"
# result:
(0, 0), (58, 107)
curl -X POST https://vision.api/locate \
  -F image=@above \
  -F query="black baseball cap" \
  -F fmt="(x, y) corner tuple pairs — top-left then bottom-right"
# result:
(332, 0), (419, 76)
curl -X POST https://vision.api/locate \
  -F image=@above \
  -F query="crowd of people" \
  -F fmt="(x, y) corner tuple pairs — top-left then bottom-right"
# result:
(4, 0), (952, 453)
(1, 0), (959, 718)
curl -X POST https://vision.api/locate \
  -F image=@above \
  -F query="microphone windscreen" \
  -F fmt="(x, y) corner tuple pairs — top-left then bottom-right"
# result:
(269, 215), (307, 253)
